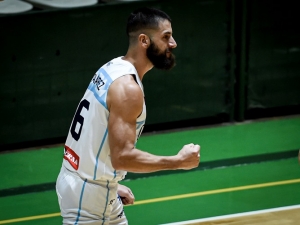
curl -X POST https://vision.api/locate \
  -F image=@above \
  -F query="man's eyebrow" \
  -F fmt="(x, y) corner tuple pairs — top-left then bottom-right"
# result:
(162, 31), (172, 35)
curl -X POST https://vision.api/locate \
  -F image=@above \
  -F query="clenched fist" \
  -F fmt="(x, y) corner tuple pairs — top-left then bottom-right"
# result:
(177, 143), (200, 170)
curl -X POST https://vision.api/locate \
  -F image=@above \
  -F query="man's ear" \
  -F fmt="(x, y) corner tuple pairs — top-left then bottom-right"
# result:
(139, 34), (150, 49)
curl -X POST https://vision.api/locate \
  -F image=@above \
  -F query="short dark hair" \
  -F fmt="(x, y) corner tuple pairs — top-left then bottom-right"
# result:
(126, 7), (171, 36)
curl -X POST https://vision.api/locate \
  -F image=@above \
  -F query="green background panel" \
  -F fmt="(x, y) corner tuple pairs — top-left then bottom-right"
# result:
(0, 158), (299, 225)
(136, 116), (300, 160)
(0, 147), (62, 189)
(122, 158), (300, 225)
(1, 116), (299, 190)
(121, 158), (300, 202)
(0, 191), (59, 221)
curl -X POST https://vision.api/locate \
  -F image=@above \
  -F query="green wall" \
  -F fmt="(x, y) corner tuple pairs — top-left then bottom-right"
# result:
(247, 0), (300, 109)
(0, 0), (299, 148)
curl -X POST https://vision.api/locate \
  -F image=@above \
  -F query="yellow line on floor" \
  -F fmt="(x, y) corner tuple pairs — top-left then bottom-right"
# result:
(0, 213), (61, 224)
(0, 178), (299, 224)
(131, 178), (300, 206)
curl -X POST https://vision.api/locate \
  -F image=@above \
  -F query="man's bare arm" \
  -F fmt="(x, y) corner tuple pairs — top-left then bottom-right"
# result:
(107, 75), (200, 173)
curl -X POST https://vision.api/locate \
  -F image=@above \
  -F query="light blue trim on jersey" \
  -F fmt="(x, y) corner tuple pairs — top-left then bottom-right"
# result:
(101, 180), (110, 225)
(93, 128), (108, 180)
(136, 120), (145, 129)
(87, 68), (113, 110)
(87, 83), (107, 108)
(75, 179), (87, 225)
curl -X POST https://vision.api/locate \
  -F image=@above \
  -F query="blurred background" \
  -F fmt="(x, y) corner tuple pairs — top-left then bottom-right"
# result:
(1, 0), (299, 150)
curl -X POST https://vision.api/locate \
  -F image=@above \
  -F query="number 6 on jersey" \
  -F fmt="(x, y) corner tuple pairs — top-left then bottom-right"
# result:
(70, 99), (90, 141)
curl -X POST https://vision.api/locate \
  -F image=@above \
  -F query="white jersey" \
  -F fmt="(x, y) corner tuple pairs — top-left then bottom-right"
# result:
(62, 56), (146, 182)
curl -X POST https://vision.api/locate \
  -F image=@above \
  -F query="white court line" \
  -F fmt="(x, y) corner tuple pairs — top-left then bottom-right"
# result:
(159, 204), (300, 225)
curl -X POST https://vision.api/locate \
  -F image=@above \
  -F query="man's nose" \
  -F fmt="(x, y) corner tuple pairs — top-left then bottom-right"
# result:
(169, 36), (177, 48)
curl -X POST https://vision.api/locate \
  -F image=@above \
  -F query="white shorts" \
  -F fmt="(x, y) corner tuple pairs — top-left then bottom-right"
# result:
(56, 166), (128, 225)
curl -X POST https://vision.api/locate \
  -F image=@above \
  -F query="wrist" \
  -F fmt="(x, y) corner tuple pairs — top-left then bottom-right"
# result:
(168, 155), (181, 170)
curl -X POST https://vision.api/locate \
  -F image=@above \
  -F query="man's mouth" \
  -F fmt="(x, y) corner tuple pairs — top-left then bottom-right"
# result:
(166, 50), (172, 57)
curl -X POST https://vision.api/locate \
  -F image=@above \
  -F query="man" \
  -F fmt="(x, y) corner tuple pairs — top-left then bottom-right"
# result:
(56, 7), (200, 224)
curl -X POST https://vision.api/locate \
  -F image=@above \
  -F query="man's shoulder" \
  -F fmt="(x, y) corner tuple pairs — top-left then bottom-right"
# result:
(103, 56), (130, 68)
(113, 75), (142, 93)
(107, 75), (144, 114)
(103, 57), (136, 74)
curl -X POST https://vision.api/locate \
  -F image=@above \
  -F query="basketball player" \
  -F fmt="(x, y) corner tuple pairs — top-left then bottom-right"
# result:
(56, 7), (200, 225)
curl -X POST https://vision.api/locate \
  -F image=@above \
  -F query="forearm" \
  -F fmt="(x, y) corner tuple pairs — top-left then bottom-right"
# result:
(112, 147), (181, 173)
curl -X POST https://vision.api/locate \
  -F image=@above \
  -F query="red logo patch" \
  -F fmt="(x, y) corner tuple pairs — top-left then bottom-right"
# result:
(64, 145), (80, 170)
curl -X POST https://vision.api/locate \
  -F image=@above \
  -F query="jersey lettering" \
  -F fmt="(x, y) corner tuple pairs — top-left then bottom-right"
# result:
(92, 73), (105, 90)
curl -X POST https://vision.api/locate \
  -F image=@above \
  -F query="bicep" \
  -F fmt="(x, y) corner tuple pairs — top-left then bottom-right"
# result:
(108, 111), (136, 153)
(107, 76), (143, 162)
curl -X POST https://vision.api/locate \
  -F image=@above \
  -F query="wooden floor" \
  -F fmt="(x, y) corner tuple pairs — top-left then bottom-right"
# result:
(162, 205), (300, 225)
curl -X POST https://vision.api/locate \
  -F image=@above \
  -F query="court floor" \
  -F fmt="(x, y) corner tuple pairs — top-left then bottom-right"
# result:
(0, 116), (300, 224)
(161, 205), (300, 225)
(0, 157), (299, 225)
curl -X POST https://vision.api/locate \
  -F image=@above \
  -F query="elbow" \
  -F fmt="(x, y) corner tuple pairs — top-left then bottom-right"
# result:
(112, 161), (124, 171)
(110, 145), (135, 171)
(111, 155), (127, 171)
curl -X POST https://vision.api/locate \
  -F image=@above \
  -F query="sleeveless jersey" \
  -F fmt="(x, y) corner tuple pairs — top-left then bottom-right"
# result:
(62, 57), (146, 182)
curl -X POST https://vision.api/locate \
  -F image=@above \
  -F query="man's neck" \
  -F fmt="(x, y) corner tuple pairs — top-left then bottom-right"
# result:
(123, 49), (153, 81)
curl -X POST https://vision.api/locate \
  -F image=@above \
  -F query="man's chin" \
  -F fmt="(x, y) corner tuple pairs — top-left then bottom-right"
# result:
(156, 62), (176, 71)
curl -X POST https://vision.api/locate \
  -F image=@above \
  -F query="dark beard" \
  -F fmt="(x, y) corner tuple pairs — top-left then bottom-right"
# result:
(146, 40), (176, 70)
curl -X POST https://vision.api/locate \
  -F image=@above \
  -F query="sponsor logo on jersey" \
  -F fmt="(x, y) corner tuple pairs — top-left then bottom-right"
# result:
(64, 145), (80, 170)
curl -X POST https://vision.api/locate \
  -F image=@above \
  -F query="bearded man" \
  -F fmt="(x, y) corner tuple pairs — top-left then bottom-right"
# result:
(56, 7), (200, 225)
